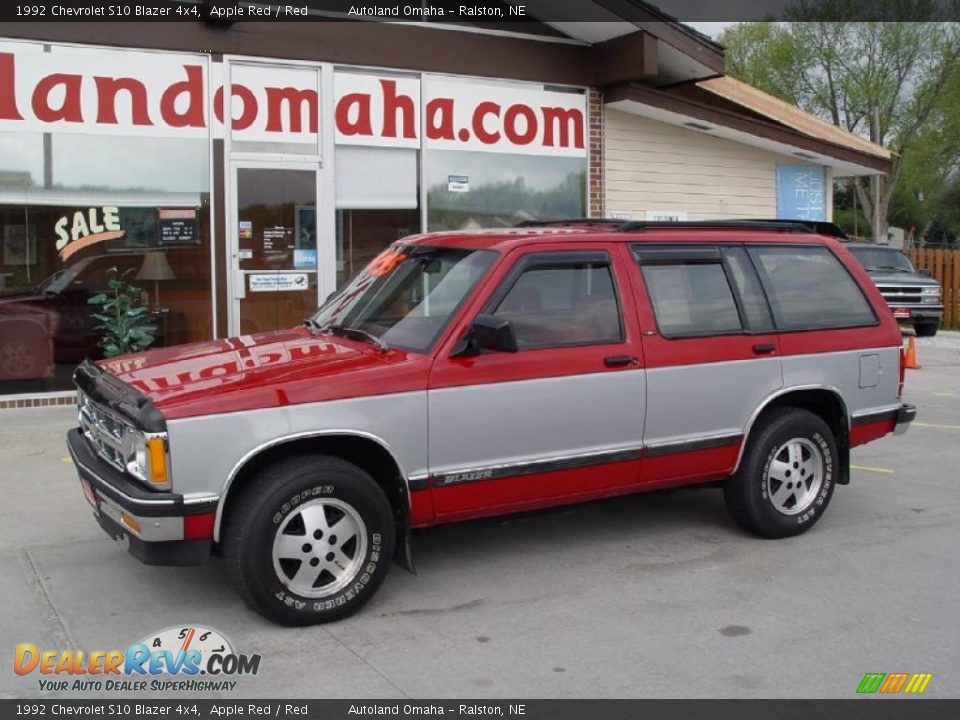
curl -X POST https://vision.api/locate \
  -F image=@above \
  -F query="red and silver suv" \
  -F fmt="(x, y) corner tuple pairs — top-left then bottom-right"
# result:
(67, 219), (916, 625)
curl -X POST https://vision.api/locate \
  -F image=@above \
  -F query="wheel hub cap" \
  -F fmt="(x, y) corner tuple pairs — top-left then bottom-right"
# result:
(766, 438), (824, 516)
(272, 499), (367, 598)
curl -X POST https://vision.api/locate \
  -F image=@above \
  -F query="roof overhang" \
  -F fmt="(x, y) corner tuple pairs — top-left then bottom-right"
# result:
(517, 1), (725, 84)
(605, 83), (892, 177)
(697, 76), (892, 160)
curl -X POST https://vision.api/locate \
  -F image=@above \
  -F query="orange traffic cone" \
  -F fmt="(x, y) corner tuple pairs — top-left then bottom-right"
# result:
(905, 335), (920, 370)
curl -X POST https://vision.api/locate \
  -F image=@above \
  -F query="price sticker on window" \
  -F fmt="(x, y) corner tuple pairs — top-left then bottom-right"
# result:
(364, 248), (407, 278)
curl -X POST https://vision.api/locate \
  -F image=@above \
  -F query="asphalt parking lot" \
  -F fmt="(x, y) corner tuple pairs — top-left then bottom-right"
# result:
(2, 334), (958, 700)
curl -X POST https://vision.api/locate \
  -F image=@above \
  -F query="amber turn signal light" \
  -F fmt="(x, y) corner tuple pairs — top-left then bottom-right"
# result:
(147, 436), (168, 485)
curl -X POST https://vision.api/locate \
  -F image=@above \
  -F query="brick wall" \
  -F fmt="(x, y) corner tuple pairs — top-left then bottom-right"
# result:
(0, 394), (76, 410)
(588, 88), (604, 218)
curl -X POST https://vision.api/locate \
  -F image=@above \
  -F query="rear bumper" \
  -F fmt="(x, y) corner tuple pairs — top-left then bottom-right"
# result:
(851, 403), (917, 446)
(894, 403), (917, 436)
(67, 428), (216, 566)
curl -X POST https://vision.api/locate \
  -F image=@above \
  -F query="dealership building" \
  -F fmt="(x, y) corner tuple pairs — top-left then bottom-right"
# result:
(0, 6), (891, 404)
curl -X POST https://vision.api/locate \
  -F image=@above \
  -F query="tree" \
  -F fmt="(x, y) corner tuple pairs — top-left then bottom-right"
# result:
(720, 6), (960, 241)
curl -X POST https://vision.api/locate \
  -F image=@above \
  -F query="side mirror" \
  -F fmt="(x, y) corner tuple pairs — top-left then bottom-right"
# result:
(473, 314), (518, 353)
(453, 314), (518, 357)
(918, 268), (932, 277)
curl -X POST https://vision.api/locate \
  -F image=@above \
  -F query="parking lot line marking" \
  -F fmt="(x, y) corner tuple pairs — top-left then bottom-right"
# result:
(913, 421), (960, 430)
(851, 464), (894, 474)
(61, 456), (72, 463)
(932, 392), (960, 398)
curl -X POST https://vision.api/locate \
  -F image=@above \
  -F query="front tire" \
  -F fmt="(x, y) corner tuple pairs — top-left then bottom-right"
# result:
(724, 408), (837, 538)
(224, 455), (395, 625)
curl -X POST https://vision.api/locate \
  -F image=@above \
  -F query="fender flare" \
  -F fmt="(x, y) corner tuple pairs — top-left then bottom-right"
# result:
(214, 429), (416, 569)
(733, 384), (849, 476)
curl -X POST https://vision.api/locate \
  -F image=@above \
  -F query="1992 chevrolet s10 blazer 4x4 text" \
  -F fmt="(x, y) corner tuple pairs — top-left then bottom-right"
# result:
(67, 219), (916, 624)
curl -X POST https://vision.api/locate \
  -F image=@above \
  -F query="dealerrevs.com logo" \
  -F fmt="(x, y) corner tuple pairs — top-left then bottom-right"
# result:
(14, 625), (261, 693)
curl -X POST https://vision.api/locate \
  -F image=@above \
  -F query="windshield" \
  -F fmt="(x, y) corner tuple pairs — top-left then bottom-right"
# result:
(311, 245), (497, 353)
(31, 258), (98, 295)
(35, 269), (72, 294)
(848, 246), (915, 273)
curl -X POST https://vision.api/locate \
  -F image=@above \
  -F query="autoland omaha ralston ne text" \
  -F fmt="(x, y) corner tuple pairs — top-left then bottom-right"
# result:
(347, 5), (522, 17)
(348, 705), (512, 716)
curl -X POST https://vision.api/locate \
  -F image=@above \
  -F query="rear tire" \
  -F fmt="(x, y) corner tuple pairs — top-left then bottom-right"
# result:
(724, 407), (837, 538)
(224, 455), (395, 625)
(914, 321), (939, 338)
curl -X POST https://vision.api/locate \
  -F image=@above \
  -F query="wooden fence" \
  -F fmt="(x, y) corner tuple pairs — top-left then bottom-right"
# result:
(907, 248), (960, 329)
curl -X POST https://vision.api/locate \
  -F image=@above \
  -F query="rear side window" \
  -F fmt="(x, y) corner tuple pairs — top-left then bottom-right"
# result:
(640, 262), (743, 337)
(748, 246), (877, 331)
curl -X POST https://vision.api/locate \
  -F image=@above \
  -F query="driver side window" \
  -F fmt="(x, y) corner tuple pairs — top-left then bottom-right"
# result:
(492, 256), (623, 350)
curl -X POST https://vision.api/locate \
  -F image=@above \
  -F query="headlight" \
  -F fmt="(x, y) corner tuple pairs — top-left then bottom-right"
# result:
(126, 431), (171, 489)
(921, 287), (941, 304)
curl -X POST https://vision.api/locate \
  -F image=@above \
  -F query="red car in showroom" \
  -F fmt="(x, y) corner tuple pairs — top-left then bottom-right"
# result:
(0, 253), (150, 379)
(0, 301), (58, 383)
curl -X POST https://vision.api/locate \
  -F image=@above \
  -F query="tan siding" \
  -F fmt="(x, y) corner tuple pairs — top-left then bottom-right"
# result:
(604, 110), (829, 221)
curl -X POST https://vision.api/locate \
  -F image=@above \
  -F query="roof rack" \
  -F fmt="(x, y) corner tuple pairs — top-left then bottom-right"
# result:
(515, 218), (847, 239)
(615, 219), (848, 239)
(514, 219), (630, 229)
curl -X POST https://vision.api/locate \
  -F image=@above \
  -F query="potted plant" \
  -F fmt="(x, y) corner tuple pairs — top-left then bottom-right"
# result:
(88, 267), (156, 357)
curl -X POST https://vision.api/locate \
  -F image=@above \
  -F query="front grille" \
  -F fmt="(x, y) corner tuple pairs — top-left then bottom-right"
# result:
(78, 391), (131, 472)
(878, 286), (923, 305)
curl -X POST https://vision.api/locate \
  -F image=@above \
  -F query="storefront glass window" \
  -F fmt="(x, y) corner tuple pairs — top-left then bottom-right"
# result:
(0, 42), (211, 396)
(425, 151), (585, 231)
(334, 145), (420, 289)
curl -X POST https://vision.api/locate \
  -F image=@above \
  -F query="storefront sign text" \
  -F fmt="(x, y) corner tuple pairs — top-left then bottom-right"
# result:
(0, 49), (585, 157)
(249, 273), (309, 292)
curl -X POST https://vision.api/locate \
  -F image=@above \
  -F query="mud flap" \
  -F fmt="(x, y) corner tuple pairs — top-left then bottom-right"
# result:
(394, 486), (416, 574)
(837, 442), (850, 485)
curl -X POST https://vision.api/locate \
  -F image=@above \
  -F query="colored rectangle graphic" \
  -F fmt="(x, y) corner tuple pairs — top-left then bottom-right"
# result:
(857, 672), (932, 694)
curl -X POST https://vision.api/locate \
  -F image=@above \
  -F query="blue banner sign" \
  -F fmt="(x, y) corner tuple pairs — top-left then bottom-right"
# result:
(776, 165), (826, 221)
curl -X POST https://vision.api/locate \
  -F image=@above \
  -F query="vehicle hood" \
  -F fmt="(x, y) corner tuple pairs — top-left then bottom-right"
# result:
(0, 295), (58, 324)
(98, 327), (420, 418)
(863, 270), (939, 287)
(0, 289), (46, 305)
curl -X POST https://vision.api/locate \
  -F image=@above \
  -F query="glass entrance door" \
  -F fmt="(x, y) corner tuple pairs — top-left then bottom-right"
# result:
(229, 163), (319, 336)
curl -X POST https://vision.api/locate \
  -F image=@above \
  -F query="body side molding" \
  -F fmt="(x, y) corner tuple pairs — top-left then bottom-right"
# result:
(431, 446), (645, 487)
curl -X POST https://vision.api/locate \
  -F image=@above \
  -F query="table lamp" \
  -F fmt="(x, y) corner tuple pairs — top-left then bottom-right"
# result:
(136, 251), (176, 311)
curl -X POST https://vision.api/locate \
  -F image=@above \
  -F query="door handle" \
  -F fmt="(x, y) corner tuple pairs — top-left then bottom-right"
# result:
(752, 343), (776, 355)
(604, 355), (638, 368)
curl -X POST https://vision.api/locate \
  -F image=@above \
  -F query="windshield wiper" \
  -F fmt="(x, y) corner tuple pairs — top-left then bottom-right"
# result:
(314, 322), (389, 354)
